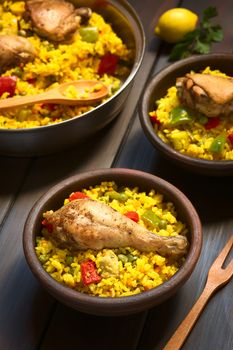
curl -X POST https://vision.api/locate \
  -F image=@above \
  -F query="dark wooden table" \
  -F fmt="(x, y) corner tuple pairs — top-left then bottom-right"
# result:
(0, 0), (232, 349)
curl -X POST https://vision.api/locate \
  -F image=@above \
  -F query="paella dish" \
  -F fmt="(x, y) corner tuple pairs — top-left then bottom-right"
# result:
(149, 67), (233, 161)
(35, 181), (189, 298)
(0, 0), (132, 129)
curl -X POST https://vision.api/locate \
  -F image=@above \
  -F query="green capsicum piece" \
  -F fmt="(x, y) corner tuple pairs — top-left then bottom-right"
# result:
(209, 134), (226, 153)
(106, 191), (128, 202)
(142, 209), (167, 229)
(79, 26), (99, 43)
(169, 107), (193, 125)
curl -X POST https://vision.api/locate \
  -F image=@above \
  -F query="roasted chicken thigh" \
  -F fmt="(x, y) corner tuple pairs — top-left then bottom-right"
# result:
(176, 73), (233, 118)
(26, 0), (91, 41)
(0, 34), (36, 72)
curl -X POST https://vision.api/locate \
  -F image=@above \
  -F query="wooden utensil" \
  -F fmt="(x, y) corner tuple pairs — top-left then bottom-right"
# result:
(163, 235), (233, 350)
(0, 80), (108, 110)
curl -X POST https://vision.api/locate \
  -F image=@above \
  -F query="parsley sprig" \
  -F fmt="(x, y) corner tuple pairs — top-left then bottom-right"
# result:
(169, 7), (223, 61)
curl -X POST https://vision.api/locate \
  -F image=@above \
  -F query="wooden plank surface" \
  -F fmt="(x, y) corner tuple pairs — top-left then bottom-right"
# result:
(0, 158), (31, 224)
(0, 0), (232, 349)
(40, 305), (147, 350)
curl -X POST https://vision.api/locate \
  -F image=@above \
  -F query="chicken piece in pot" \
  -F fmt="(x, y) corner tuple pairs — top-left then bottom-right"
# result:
(0, 34), (36, 72)
(176, 73), (233, 118)
(26, 0), (92, 41)
(43, 198), (188, 258)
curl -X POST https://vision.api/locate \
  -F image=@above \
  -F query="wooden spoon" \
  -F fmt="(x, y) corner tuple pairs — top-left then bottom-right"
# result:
(0, 80), (108, 110)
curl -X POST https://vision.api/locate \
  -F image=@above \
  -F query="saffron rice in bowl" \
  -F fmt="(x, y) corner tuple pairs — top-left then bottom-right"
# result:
(140, 54), (233, 176)
(36, 181), (187, 297)
(23, 168), (202, 315)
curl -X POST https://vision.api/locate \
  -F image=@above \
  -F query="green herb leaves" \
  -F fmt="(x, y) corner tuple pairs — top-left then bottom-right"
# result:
(169, 7), (223, 61)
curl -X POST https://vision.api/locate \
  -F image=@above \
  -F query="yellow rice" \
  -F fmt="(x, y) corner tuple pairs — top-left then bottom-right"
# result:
(0, 1), (132, 129)
(150, 67), (233, 160)
(35, 181), (188, 298)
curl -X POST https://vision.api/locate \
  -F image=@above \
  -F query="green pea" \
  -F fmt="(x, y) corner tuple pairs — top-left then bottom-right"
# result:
(14, 66), (23, 78)
(36, 237), (41, 244)
(127, 254), (138, 262)
(159, 219), (167, 229)
(118, 254), (128, 264)
(198, 114), (208, 125)
(39, 254), (49, 264)
(66, 256), (74, 265)
(118, 192), (128, 202)
(18, 109), (30, 121)
(18, 29), (26, 37)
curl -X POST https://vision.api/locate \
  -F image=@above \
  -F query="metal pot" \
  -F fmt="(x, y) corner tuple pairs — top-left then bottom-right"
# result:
(0, 0), (145, 156)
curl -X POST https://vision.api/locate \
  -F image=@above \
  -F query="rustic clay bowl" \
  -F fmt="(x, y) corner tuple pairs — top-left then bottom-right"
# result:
(139, 53), (233, 176)
(23, 168), (202, 316)
(0, 0), (145, 157)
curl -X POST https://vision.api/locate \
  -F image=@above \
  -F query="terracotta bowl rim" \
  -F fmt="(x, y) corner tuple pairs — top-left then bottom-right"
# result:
(23, 168), (202, 315)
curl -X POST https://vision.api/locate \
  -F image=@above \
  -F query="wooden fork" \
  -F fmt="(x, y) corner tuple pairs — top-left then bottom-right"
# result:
(163, 235), (233, 350)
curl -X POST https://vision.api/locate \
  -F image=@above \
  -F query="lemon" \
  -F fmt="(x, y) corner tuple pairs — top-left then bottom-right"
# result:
(154, 8), (198, 44)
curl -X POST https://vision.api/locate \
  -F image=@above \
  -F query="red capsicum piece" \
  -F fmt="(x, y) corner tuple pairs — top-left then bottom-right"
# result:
(80, 259), (101, 286)
(125, 211), (139, 223)
(149, 112), (161, 125)
(228, 132), (233, 146)
(26, 78), (36, 85)
(41, 219), (53, 233)
(40, 103), (56, 111)
(0, 76), (17, 97)
(98, 53), (119, 75)
(204, 117), (220, 130)
(68, 191), (89, 201)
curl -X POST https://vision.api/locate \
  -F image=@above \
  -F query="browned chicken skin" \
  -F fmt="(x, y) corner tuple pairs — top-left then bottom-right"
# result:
(44, 199), (188, 258)
(176, 73), (233, 118)
(0, 34), (36, 72)
(26, 0), (91, 42)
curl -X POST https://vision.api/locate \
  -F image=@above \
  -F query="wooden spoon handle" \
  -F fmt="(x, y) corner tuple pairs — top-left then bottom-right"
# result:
(0, 90), (57, 110)
(163, 284), (216, 350)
